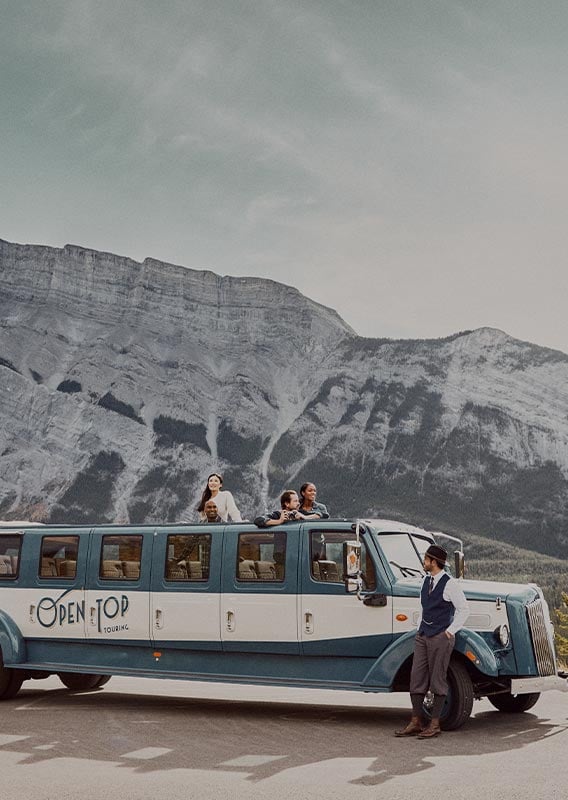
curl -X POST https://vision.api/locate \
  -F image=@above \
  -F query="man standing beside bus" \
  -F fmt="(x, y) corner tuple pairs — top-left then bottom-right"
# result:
(395, 544), (469, 739)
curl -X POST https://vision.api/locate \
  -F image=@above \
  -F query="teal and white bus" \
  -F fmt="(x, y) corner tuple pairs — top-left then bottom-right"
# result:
(1, 519), (566, 729)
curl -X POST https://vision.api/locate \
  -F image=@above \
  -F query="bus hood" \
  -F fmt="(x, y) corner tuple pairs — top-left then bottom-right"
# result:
(459, 579), (539, 604)
(393, 577), (539, 604)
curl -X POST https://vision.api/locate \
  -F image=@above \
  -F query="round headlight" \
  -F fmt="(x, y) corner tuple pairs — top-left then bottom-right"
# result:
(494, 624), (510, 647)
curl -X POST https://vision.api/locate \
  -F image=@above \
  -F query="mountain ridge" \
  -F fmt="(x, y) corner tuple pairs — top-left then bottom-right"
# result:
(1, 237), (567, 561)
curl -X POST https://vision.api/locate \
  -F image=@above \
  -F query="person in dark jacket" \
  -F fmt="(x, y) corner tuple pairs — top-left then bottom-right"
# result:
(395, 544), (469, 739)
(255, 489), (320, 528)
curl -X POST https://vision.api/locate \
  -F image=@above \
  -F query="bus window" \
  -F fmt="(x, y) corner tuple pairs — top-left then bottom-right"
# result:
(310, 530), (376, 589)
(378, 533), (426, 578)
(236, 532), (286, 582)
(0, 534), (22, 579)
(39, 536), (79, 579)
(165, 534), (211, 581)
(99, 535), (142, 580)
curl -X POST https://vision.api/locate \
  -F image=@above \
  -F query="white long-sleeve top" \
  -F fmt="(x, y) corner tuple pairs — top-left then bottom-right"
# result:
(416, 571), (470, 636)
(199, 490), (242, 522)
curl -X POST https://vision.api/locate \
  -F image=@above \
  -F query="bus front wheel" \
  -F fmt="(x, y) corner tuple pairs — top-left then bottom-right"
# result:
(0, 661), (23, 700)
(423, 657), (474, 731)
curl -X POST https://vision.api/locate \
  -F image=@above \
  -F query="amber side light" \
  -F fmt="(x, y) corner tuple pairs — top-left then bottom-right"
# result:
(153, 652), (162, 658)
(465, 650), (479, 664)
(395, 614), (408, 622)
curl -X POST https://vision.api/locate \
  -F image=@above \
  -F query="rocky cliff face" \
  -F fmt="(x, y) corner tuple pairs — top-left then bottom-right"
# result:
(1, 238), (568, 557)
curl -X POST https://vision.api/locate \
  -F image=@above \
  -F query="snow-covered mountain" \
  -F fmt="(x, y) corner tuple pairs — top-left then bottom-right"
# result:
(1, 238), (567, 557)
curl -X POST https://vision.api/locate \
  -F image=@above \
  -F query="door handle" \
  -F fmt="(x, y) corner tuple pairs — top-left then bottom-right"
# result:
(155, 608), (163, 629)
(29, 604), (36, 623)
(226, 609), (235, 632)
(304, 610), (314, 634)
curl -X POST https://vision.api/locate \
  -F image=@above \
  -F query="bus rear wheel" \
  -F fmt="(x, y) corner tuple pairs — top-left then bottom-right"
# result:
(0, 662), (23, 700)
(488, 691), (540, 713)
(58, 673), (109, 691)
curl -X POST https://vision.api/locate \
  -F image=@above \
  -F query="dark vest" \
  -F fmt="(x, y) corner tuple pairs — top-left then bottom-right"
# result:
(418, 572), (453, 637)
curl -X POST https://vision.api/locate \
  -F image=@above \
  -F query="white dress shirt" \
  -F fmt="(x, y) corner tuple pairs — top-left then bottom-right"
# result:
(416, 571), (470, 636)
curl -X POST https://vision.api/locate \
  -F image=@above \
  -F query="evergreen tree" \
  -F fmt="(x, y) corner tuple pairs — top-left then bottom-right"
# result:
(554, 591), (568, 666)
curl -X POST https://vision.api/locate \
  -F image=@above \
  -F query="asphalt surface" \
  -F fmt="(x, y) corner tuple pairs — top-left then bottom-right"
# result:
(1, 676), (568, 800)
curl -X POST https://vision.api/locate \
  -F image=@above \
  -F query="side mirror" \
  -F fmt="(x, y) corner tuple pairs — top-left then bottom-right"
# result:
(454, 550), (465, 579)
(343, 540), (362, 593)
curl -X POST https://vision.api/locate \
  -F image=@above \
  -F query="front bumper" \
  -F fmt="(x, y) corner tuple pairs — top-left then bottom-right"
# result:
(511, 673), (568, 694)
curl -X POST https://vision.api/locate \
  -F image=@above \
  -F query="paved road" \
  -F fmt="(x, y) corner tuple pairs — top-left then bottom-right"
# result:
(2, 676), (568, 800)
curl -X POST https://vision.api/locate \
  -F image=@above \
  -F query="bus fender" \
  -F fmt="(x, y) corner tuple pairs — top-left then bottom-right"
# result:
(0, 610), (26, 665)
(362, 628), (499, 688)
(362, 630), (416, 688)
(454, 628), (498, 676)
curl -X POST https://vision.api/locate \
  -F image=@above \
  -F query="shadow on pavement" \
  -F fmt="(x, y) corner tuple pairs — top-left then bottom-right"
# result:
(2, 684), (567, 787)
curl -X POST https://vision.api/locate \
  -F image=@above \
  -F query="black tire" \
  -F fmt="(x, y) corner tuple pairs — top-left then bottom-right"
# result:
(94, 675), (111, 688)
(58, 673), (103, 691)
(488, 691), (540, 713)
(0, 662), (24, 700)
(423, 657), (474, 731)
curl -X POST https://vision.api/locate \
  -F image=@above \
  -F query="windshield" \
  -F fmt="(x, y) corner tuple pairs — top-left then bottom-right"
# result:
(378, 533), (429, 579)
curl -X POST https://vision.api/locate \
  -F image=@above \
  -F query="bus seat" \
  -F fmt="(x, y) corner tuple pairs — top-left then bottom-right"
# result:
(59, 560), (77, 577)
(318, 560), (339, 582)
(41, 557), (58, 577)
(122, 560), (141, 579)
(312, 561), (321, 579)
(255, 560), (276, 581)
(54, 558), (66, 576)
(187, 561), (202, 579)
(102, 560), (124, 578)
(167, 561), (188, 580)
(238, 559), (257, 580)
(0, 554), (12, 575)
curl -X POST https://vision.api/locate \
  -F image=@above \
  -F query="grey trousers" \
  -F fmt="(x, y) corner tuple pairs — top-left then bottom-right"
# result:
(410, 632), (455, 696)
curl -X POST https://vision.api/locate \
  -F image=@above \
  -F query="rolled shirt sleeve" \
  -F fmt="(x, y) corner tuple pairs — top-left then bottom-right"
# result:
(444, 579), (470, 635)
(254, 511), (280, 528)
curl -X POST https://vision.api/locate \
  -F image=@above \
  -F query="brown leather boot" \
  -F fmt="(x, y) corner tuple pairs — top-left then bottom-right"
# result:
(394, 716), (423, 737)
(417, 718), (441, 738)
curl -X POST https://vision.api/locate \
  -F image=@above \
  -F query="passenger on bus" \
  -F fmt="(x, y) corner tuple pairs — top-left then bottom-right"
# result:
(255, 489), (321, 528)
(200, 500), (222, 523)
(197, 473), (242, 522)
(298, 482), (329, 519)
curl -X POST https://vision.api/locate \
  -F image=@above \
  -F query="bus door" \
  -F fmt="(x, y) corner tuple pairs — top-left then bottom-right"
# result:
(18, 529), (88, 640)
(220, 525), (300, 654)
(300, 524), (393, 659)
(150, 527), (223, 651)
(85, 528), (153, 643)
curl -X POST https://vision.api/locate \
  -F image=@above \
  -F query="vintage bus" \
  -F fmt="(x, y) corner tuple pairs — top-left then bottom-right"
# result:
(0, 519), (566, 728)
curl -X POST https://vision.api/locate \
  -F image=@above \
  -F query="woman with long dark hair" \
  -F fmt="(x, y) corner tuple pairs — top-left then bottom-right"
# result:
(298, 482), (329, 519)
(197, 473), (242, 522)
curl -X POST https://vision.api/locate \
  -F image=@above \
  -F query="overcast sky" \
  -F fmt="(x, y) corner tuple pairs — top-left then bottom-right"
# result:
(1, 1), (567, 352)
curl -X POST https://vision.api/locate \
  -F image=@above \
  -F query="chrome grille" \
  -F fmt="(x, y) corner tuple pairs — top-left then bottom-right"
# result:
(526, 598), (556, 676)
